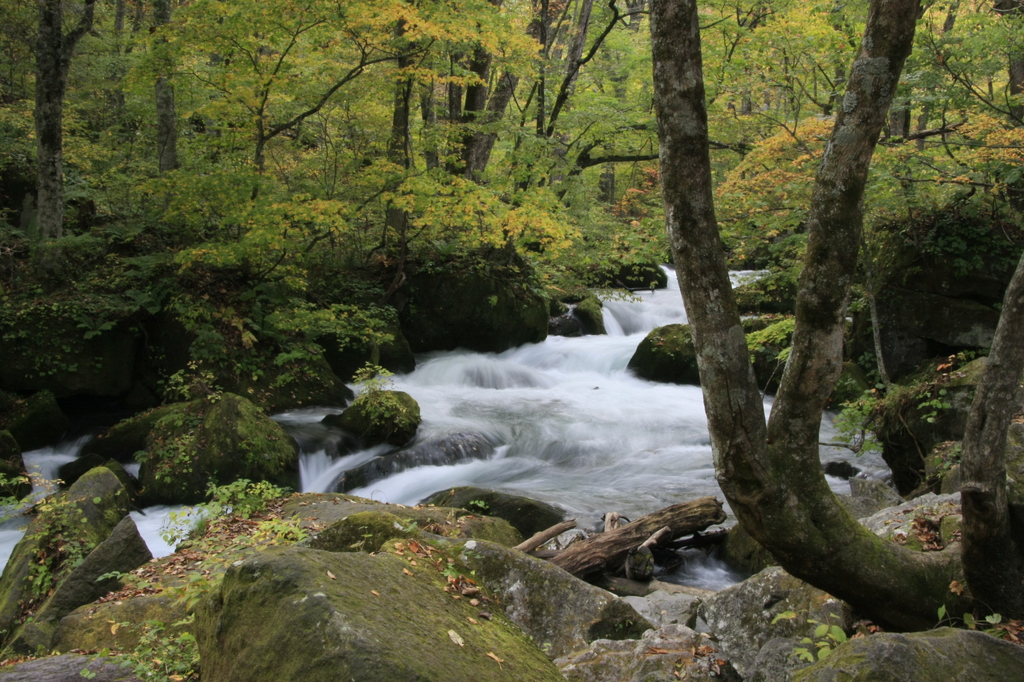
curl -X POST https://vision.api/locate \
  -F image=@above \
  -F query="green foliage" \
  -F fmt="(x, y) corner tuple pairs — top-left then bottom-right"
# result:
(103, 618), (200, 682)
(160, 479), (289, 547)
(771, 610), (848, 662)
(746, 317), (796, 363)
(350, 364), (411, 431)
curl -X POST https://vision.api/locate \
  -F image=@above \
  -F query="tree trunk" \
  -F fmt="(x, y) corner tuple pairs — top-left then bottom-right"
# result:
(651, 0), (973, 631)
(960, 252), (1024, 616)
(996, 0), (1024, 123)
(549, 498), (726, 578)
(34, 0), (97, 241)
(154, 0), (179, 173)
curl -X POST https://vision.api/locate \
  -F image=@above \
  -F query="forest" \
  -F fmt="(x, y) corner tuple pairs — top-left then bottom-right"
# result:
(1, 0), (1024, 679)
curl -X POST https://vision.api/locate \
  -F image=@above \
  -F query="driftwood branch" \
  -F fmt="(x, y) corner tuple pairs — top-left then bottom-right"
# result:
(550, 497), (726, 578)
(514, 519), (577, 554)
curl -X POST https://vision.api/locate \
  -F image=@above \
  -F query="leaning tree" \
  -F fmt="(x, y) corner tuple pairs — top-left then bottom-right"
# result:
(651, 0), (1024, 629)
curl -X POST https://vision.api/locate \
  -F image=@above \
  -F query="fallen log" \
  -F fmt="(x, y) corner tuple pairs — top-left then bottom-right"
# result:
(514, 519), (578, 554)
(549, 497), (727, 579)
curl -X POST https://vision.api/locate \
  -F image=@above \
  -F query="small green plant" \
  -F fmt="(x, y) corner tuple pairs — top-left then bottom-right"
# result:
(917, 388), (950, 425)
(772, 611), (848, 662)
(160, 479), (288, 546)
(465, 499), (490, 515)
(102, 618), (200, 681)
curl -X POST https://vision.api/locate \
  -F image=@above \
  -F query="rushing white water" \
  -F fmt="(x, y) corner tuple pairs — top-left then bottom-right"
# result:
(1, 266), (890, 590)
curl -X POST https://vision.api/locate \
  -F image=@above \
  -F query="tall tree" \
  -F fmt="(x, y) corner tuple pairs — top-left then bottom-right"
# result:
(649, 0), (1000, 630)
(154, 0), (178, 173)
(34, 0), (97, 240)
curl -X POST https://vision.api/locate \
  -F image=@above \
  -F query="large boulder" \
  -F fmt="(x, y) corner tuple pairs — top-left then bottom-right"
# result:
(0, 315), (138, 398)
(454, 539), (650, 659)
(397, 252), (549, 353)
(195, 546), (564, 681)
(0, 468), (129, 644)
(875, 288), (1000, 381)
(284, 494), (524, 547)
(589, 262), (668, 290)
(549, 292), (606, 338)
(224, 355), (354, 413)
(697, 567), (851, 679)
(80, 406), (171, 463)
(793, 628), (1024, 681)
(556, 625), (740, 682)
(332, 433), (494, 493)
(52, 594), (188, 653)
(5, 516), (152, 654)
(422, 487), (565, 538)
(2, 390), (69, 452)
(137, 393), (298, 505)
(320, 324), (416, 381)
(321, 390), (420, 447)
(875, 358), (1000, 494)
(627, 324), (700, 385)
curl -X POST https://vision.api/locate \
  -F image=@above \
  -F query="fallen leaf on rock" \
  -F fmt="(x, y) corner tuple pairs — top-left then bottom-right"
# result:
(478, 611), (492, 620)
(469, 598), (480, 607)
(448, 630), (465, 646)
(110, 622), (119, 635)
(644, 646), (668, 655)
(394, 542), (406, 551)
(410, 560), (418, 566)
(327, 571), (336, 580)
(486, 652), (504, 663)
(949, 580), (965, 596)
(403, 568), (414, 576)
(371, 590), (380, 597)
(467, 617), (479, 625)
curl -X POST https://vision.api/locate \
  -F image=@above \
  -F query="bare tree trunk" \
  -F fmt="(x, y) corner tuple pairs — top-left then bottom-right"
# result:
(382, 48), (414, 304)
(154, 0), (179, 173)
(960, 253), (1024, 616)
(651, 0), (972, 631)
(34, 0), (97, 241)
(996, 0), (1024, 123)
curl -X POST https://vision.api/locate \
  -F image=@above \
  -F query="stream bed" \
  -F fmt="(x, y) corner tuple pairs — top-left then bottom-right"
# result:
(3, 268), (891, 589)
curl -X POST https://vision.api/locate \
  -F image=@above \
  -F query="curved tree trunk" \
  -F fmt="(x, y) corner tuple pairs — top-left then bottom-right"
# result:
(651, 0), (973, 631)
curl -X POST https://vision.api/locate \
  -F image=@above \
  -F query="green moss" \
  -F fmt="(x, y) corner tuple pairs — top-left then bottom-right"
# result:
(331, 390), (421, 447)
(137, 393), (298, 505)
(195, 546), (564, 681)
(627, 324), (700, 385)
(310, 511), (418, 553)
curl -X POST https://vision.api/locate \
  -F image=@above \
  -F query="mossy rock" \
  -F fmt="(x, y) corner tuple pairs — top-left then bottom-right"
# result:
(324, 390), (421, 447)
(0, 316), (139, 399)
(422, 487), (565, 538)
(793, 628), (1024, 681)
(720, 522), (776, 575)
(81, 407), (169, 463)
(53, 595), (188, 653)
(226, 355), (354, 413)
(0, 468), (129, 642)
(320, 324), (416, 382)
(282, 493), (525, 547)
(3, 390), (69, 452)
(549, 291), (606, 338)
(137, 393), (298, 505)
(5, 516), (152, 655)
(627, 324), (700, 385)
(734, 274), (797, 315)
(455, 539), (651, 659)
(309, 511), (418, 553)
(589, 262), (668, 290)
(194, 546), (564, 681)
(399, 251), (549, 353)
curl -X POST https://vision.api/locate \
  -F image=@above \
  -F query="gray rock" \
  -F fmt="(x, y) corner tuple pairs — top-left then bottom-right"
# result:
(456, 539), (651, 659)
(747, 636), (815, 682)
(556, 624), (740, 682)
(0, 654), (141, 681)
(860, 492), (961, 542)
(621, 589), (701, 629)
(839, 477), (905, 520)
(698, 567), (850, 678)
(793, 628), (1024, 681)
(421, 486), (565, 538)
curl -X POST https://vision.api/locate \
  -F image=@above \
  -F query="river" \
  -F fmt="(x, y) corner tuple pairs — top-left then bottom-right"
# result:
(3, 267), (891, 589)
